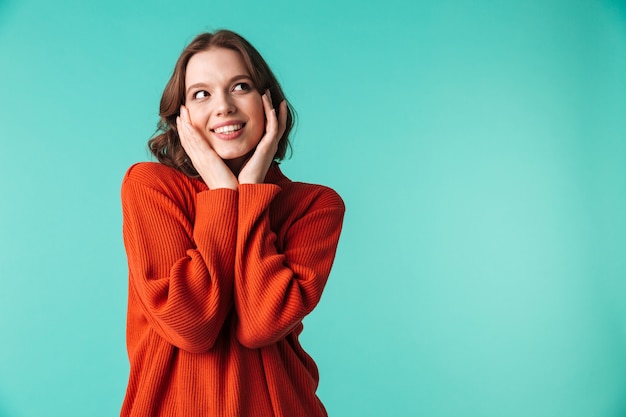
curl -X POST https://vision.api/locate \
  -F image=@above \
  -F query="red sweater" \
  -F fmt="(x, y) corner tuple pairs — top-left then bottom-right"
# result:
(120, 162), (345, 417)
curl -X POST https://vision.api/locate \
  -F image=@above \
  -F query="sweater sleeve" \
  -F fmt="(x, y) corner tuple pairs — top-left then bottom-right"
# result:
(121, 168), (237, 353)
(234, 183), (345, 349)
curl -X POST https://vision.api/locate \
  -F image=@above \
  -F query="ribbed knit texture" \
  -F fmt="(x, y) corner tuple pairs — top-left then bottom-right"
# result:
(120, 162), (345, 417)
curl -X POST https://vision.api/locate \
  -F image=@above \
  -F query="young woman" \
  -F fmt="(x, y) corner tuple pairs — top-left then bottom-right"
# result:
(120, 30), (345, 417)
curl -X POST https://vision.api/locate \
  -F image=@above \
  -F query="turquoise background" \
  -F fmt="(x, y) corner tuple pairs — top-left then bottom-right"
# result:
(1, 0), (625, 416)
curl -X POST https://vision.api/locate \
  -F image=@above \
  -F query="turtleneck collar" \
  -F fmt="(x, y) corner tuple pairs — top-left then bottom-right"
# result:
(264, 162), (290, 185)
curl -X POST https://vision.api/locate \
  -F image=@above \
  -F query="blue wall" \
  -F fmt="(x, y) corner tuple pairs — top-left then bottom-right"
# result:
(1, 0), (625, 416)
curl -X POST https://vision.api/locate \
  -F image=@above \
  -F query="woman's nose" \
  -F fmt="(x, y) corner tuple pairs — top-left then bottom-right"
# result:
(214, 93), (236, 116)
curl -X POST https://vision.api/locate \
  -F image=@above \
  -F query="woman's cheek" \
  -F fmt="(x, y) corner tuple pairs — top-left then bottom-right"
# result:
(189, 108), (207, 131)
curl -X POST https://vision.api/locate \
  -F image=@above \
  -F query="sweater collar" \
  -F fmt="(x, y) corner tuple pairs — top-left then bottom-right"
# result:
(265, 163), (290, 184)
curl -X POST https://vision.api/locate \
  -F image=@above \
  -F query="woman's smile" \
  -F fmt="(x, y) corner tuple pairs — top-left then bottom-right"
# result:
(211, 120), (246, 140)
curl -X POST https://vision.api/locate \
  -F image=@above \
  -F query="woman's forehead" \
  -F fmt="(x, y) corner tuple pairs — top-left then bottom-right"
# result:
(186, 48), (251, 86)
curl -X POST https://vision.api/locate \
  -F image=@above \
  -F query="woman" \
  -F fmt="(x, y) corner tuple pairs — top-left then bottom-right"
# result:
(120, 30), (345, 417)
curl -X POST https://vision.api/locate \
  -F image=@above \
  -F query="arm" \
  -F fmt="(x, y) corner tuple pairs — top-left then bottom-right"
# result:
(234, 184), (345, 348)
(121, 166), (237, 353)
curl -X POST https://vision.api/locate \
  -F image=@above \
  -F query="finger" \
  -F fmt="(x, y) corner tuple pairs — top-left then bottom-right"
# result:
(262, 91), (275, 114)
(177, 119), (193, 155)
(180, 105), (191, 124)
(182, 122), (201, 148)
(262, 93), (278, 136)
(176, 116), (185, 143)
(177, 118), (192, 143)
(180, 105), (189, 122)
(177, 115), (199, 150)
(277, 100), (288, 138)
(266, 89), (273, 108)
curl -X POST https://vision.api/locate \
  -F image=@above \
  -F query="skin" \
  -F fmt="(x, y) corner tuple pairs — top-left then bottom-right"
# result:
(175, 47), (288, 190)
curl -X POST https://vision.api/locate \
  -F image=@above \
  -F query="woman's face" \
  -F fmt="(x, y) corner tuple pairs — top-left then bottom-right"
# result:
(184, 47), (265, 170)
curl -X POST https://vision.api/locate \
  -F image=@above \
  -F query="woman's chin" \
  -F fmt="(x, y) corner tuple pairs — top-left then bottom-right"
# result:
(219, 151), (254, 173)
(219, 152), (247, 162)
(219, 147), (255, 161)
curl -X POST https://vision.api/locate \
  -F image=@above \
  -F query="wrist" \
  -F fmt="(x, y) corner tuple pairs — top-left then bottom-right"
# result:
(238, 175), (264, 185)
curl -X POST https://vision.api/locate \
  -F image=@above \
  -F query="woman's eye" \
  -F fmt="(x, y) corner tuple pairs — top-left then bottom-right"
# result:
(233, 83), (251, 92)
(193, 90), (209, 99)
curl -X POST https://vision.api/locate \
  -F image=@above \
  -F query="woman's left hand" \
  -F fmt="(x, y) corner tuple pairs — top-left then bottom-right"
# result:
(238, 91), (288, 184)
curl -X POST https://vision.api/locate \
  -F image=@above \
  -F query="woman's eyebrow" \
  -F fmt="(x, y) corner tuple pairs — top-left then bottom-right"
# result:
(186, 82), (208, 94)
(186, 75), (253, 95)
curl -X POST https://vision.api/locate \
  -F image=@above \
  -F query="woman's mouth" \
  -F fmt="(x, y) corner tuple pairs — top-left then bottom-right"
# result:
(212, 123), (244, 134)
(211, 122), (246, 140)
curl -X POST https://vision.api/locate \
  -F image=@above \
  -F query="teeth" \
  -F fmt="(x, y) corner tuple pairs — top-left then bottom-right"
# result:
(214, 124), (243, 134)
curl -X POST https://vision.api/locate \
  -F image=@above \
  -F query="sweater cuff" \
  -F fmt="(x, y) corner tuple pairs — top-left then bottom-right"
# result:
(194, 188), (238, 242)
(238, 183), (281, 210)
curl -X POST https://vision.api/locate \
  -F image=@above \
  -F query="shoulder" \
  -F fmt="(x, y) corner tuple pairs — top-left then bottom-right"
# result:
(295, 182), (344, 211)
(121, 162), (203, 203)
(124, 162), (184, 185)
(268, 165), (345, 212)
(280, 180), (345, 214)
(123, 162), (198, 189)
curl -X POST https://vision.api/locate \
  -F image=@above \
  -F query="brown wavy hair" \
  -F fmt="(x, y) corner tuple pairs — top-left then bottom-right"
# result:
(148, 30), (295, 177)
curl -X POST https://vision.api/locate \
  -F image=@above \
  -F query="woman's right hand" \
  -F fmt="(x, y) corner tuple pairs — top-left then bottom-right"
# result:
(177, 105), (239, 190)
